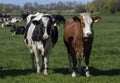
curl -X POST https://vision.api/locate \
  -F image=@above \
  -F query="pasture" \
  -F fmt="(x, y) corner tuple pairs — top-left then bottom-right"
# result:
(0, 14), (120, 83)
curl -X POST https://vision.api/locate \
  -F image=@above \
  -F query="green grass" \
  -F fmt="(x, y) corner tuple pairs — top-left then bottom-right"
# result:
(0, 14), (120, 83)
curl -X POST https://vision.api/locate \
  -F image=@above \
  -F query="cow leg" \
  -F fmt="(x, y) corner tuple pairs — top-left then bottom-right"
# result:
(71, 52), (77, 77)
(78, 57), (82, 73)
(68, 54), (72, 73)
(33, 46), (41, 73)
(78, 48), (83, 73)
(30, 49), (35, 70)
(43, 56), (49, 75)
(85, 57), (90, 77)
(31, 53), (35, 70)
(84, 50), (91, 77)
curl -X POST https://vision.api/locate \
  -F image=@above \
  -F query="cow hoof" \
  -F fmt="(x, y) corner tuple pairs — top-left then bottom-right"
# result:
(37, 69), (41, 74)
(72, 72), (76, 77)
(44, 70), (48, 75)
(86, 71), (90, 77)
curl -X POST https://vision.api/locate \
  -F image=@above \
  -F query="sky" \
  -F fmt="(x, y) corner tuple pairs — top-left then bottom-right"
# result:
(0, 0), (93, 6)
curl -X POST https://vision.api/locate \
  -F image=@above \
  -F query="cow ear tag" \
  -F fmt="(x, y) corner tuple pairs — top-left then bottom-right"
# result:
(53, 23), (57, 27)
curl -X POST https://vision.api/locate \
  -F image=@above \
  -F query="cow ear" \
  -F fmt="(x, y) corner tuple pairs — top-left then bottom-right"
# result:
(32, 20), (40, 25)
(93, 16), (101, 23)
(73, 16), (81, 22)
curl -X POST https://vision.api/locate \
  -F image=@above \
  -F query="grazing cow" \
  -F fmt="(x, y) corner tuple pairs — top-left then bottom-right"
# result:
(52, 14), (65, 28)
(24, 13), (58, 74)
(1, 20), (12, 28)
(10, 25), (25, 36)
(63, 13), (101, 77)
(21, 13), (29, 20)
(10, 17), (22, 23)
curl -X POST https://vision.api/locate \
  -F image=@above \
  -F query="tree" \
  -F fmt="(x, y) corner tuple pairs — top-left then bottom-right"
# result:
(74, 3), (86, 13)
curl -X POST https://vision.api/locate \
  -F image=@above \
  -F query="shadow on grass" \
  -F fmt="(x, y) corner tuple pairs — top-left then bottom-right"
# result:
(90, 67), (120, 76)
(0, 67), (35, 78)
(53, 67), (120, 76)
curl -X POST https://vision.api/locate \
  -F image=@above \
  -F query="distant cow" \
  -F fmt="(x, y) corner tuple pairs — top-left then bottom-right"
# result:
(63, 13), (101, 77)
(21, 13), (29, 20)
(52, 14), (65, 28)
(1, 21), (12, 28)
(24, 13), (58, 74)
(10, 25), (25, 35)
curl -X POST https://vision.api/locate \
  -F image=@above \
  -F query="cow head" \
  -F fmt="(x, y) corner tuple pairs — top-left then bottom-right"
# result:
(73, 13), (101, 38)
(32, 14), (53, 41)
(10, 25), (17, 32)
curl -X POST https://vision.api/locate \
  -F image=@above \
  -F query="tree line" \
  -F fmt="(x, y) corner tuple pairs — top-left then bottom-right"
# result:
(0, 0), (120, 14)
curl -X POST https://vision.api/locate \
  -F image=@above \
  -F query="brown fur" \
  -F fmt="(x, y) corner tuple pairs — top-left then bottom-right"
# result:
(63, 14), (101, 77)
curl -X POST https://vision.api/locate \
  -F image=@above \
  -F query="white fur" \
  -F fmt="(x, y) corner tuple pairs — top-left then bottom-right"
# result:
(81, 13), (93, 37)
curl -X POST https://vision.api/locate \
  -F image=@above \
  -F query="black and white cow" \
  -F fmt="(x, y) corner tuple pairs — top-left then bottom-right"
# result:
(24, 13), (58, 74)
(10, 25), (25, 36)
(52, 14), (65, 28)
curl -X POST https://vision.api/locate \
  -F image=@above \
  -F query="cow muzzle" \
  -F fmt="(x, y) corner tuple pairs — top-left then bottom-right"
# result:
(43, 34), (49, 40)
(83, 32), (93, 38)
(83, 33), (93, 41)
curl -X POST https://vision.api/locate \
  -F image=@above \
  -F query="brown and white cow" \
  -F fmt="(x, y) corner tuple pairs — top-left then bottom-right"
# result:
(63, 13), (101, 77)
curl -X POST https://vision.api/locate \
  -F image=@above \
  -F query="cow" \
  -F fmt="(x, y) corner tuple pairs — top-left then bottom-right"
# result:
(21, 13), (29, 21)
(10, 25), (25, 36)
(10, 17), (23, 23)
(24, 13), (58, 75)
(1, 20), (12, 28)
(52, 14), (65, 28)
(63, 12), (101, 77)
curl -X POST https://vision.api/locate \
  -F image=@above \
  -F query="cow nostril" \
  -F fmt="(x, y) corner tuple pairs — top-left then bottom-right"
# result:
(87, 33), (92, 37)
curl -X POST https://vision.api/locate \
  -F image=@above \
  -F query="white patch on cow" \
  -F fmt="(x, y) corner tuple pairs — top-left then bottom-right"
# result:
(81, 13), (93, 37)
(11, 17), (17, 23)
(42, 17), (49, 40)
(27, 12), (44, 24)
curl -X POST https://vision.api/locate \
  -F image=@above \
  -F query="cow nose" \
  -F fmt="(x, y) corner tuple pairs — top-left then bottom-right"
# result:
(87, 33), (92, 37)
(43, 35), (49, 40)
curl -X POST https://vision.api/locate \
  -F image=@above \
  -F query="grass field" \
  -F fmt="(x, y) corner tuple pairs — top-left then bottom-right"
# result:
(0, 14), (120, 83)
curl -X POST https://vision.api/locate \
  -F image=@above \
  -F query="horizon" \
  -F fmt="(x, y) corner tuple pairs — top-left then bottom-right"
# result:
(0, 0), (93, 6)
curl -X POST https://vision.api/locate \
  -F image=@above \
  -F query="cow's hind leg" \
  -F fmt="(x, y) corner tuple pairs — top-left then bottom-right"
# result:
(68, 54), (72, 73)
(30, 49), (35, 70)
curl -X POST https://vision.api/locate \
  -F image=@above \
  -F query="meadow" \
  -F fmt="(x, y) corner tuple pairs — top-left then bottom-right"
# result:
(0, 14), (120, 83)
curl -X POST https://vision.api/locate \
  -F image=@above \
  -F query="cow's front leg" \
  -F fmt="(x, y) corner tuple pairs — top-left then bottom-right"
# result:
(84, 54), (90, 77)
(43, 56), (48, 75)
(33, 46), (41, 73)
(44, 56), (49, 75)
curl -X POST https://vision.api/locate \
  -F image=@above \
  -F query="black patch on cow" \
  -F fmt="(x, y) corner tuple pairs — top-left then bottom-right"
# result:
(50, 25), (58, 45)
(32, 20), (44, 41)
